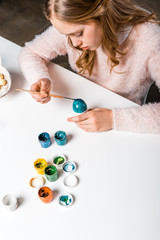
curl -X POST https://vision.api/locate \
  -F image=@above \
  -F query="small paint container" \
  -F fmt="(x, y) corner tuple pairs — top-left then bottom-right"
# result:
(29, 176), (44, 189)
(44, 165), (58, 182)
(58, 193), (73, 207)
(2, 194), (18, 211)
(53, 154), (66, 168)
(72, 98), (87, 113)
(63, 175), (78, 188)
(62, 161), (76, 174)
(54, 131), (67, 146)
(38, 132), (51, 148)
(34, 158), (47, 175)
(38, 186), (53, 203)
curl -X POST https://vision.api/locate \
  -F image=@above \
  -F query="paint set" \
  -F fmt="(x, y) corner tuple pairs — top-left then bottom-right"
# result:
(30, 156), (77, 206)
(29, 130), (78, 207)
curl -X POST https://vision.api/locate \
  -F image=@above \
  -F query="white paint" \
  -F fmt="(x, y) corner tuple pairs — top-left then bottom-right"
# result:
(30, 177), (44, 189)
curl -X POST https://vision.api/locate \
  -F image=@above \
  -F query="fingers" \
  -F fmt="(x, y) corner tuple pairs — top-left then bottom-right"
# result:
(67, 110), (91, 122)
(30, 78), (51, 104)
(40, 79), (51, 94)
(67, 111), (95, 131)
(30, 90), (50, 104)
(67, 108), (113, 132)
(67, 110), (95, 132)
(32, 93), (51, 104)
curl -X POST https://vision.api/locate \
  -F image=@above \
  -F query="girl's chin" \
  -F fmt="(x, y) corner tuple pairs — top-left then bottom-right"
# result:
(89, 45), (101, 51)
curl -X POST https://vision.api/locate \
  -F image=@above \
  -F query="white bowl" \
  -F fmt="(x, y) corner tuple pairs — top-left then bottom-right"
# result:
(0, 58), (11, 98)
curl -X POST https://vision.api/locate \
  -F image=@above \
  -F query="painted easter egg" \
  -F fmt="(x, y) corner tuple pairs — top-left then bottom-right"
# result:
(72, 98), (87, 113)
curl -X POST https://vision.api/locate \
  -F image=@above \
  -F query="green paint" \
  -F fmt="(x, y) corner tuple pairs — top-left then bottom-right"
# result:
(44, 165), (58, 182)
(54, 156), (65, 165)
(46, 167), (56, 175)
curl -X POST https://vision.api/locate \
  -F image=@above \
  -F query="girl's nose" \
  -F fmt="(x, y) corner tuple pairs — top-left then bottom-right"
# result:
(70, 37), (82, 48)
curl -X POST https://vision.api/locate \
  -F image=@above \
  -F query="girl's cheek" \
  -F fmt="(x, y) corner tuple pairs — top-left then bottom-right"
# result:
(84, 32), (94, 44)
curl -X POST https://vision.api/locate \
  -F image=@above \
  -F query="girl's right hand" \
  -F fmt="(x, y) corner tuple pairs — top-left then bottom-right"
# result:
(30, 78), (51, 104)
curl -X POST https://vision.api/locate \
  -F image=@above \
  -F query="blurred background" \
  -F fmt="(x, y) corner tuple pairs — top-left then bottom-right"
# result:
(0, 0), (160, 69)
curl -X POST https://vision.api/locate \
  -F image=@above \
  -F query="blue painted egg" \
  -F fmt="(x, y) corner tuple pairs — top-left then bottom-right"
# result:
(72, 98), (87, 113)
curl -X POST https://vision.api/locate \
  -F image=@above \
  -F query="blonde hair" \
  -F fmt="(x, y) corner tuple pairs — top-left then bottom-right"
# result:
(44, 0), (158, 75)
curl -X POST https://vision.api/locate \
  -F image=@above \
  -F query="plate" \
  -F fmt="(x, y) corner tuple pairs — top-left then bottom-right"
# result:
(0, 58), (11, 97)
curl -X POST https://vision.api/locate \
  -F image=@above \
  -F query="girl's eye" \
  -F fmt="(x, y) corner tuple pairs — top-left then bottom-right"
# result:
(76, 31), (83, 37)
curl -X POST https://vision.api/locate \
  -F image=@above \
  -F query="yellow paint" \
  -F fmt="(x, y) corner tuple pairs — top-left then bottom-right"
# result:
(34, 158), (47, 175)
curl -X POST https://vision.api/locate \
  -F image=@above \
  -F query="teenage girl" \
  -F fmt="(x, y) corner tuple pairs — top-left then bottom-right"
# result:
(19, 0), (160, 134)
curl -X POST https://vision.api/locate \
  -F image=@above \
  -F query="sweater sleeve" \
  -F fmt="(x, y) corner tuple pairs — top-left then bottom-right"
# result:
(18, 26), (68, 85)
(113, 103), (160, 134)
(113, 26), (160, 135)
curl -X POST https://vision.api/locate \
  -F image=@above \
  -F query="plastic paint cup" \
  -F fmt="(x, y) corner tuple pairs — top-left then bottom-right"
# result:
(54, 131), (67, 146)
(29, 176), (44, 189)
(38, 186), (53, 203)
(38, 132), (51, 148)
(53, 154), (66, 168)
(44, 165), (58, 182)
(34, 158), (47, 175)
(58, 193), (73, 207)
(2, 194), (18, 211)
(63, 175), (78, 188)
(62, 161), (76, 174)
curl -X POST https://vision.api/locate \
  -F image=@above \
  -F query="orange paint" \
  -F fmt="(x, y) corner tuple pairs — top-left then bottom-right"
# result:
(38, 186), (53, 203)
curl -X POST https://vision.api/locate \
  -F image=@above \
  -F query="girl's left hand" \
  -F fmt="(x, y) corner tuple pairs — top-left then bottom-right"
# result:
(67, 108), (113, 132)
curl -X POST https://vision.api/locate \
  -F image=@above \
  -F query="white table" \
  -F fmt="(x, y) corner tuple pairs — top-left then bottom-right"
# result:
(0, 36), (160, 240)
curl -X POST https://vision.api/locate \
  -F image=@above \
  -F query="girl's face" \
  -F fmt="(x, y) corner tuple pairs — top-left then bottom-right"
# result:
(50, 16), (102, 50)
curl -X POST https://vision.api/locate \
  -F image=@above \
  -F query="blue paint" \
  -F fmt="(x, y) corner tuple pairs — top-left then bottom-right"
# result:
(54, 131), (67, 145)
(62, 161), (76, 173)
(72, 98), (87, 113)
(38, 132), (51, 148)
(59, 195), (72, 206)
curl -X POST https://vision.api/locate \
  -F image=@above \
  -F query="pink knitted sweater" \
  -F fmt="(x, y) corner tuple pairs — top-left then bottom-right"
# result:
(19, 22), (160, 134)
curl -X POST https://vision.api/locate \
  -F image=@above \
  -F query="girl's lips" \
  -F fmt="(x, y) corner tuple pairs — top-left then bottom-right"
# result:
(81, 46), (89, 50)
